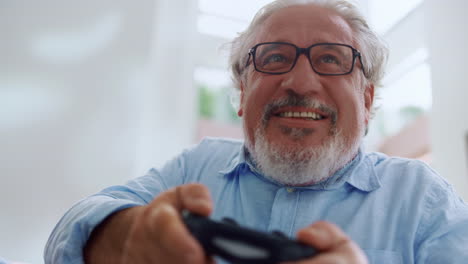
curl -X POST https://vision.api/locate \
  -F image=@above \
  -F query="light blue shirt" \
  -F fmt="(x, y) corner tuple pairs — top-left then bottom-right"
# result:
(45, 137), (468, 263)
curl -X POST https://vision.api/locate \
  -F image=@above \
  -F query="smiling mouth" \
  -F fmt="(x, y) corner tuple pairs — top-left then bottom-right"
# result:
(274, 111), (326, 121)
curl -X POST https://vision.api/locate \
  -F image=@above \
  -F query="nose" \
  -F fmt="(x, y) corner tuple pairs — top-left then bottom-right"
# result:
(279, 54), (324, 95)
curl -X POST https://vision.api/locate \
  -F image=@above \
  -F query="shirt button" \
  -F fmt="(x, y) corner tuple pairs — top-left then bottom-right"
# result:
(286, 187), (295, 193)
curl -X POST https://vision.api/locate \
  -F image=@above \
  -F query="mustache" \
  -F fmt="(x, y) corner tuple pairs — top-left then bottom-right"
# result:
(262, 91), (338, 126)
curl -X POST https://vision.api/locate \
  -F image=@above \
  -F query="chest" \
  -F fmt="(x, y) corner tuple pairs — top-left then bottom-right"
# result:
(205, 173), (419, 259)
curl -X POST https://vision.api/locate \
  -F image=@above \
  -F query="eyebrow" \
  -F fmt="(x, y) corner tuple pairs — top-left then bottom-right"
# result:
(256, 43), (287, 59)
(314, 44), (351, 59)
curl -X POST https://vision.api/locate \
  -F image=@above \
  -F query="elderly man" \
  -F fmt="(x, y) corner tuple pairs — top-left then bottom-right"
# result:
(45, 0), (468, 263)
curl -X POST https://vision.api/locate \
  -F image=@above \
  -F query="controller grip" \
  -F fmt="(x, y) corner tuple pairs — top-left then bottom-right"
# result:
(182, 210), (317, 264)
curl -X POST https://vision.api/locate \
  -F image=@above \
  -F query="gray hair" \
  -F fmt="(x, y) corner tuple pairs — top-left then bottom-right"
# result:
(228, 0), (388, 92)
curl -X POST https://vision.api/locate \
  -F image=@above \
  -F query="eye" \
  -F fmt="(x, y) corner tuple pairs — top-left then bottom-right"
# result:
(319, 54), (341, 65)
(262, 53), (289, 66)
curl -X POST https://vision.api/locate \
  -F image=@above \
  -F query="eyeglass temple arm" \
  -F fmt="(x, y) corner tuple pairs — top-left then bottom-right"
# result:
(352, 50), (367, 78)
(245, 50), (253, 67)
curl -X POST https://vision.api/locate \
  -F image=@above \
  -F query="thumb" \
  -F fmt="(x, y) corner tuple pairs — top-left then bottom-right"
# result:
(296, 221), (349, 251)
(151, 183), (213, 216)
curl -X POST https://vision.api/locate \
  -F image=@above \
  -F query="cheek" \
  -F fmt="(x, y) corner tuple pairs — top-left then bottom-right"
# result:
(348, 93), (368, 134)
(242, 77), (266, 126)
(349, 95), (366, 121)
(335, 87), (367, 129)
(243, 75), (273, 111)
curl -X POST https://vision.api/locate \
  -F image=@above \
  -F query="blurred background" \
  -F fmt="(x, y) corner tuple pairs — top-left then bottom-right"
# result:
(1, 0), (468, 263)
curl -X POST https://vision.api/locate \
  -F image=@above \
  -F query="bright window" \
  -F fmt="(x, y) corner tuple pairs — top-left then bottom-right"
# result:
(371, 48), (432, 138)
(368, 0), (424, 33)
(197, 0), (273, 38)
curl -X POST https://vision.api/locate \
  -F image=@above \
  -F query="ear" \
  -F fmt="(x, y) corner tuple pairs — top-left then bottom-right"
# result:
(363, 83), (374, 124)
(238, 82), (245, 117)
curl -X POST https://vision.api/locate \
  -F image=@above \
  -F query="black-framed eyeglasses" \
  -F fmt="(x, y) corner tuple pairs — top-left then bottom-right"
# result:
(245, 42), (366, 76)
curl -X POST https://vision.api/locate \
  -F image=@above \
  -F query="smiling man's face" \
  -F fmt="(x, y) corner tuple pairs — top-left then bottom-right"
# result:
(239, 4), (374, 185)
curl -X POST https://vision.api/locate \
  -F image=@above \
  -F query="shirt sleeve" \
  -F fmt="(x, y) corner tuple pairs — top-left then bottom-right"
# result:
(44, 154), (187, 264)
(415, 178), (468, 264)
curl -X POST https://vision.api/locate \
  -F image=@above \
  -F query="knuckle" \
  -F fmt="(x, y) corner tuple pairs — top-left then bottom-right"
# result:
(313, 221), (346, 239)
(313, 220), (338, 230)
(183, 183), (210, 197)
(140, 204), (177, 232)
(152, 204), (176, 223)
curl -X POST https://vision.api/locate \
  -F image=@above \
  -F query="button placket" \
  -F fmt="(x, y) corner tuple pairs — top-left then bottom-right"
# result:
(268, 187), (299, 237)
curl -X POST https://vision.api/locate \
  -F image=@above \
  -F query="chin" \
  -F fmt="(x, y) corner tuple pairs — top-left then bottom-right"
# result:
(247, 127), (361, 186)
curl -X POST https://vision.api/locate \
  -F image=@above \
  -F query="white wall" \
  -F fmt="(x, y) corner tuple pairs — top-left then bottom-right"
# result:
(371, 0), (468, 200)
(0, 0), (197, 263)
(424, 0), (468, 199)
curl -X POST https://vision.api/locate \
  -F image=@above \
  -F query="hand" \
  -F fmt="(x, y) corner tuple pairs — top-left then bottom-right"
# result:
(281, 221), (368, 264)
(84, 183), (215, 264)
(121, 183), (215, 264)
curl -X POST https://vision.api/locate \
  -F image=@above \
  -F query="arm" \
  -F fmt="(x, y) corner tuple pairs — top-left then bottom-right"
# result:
(45, 151), (192, 263)
(83, 184), (214, 264)
(83, 206), (139, 263)
(44, 194), (142, 264)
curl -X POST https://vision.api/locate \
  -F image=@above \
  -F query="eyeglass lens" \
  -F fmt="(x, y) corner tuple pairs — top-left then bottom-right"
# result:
(254, 43), (354, 74)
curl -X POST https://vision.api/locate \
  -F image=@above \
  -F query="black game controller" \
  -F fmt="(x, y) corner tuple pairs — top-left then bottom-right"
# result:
(182, 210), (317, 264)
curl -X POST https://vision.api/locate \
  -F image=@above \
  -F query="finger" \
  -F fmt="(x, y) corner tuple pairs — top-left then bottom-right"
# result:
(296, 221), (349, 251)
(178, 183), (213, 216)
(284, 246), (367, 264)
(150, 203), (206, 262)
(151, 183), (213, 215)
(281, 253), (346, 264)
(294, 221), (368, 264)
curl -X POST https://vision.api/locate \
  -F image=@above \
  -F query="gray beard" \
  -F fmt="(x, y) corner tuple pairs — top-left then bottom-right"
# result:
(244, 92), (363, 186)
(248, 127), (359, 186)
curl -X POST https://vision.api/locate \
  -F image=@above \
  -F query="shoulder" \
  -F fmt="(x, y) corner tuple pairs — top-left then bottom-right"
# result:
(365, 151), (433, 171)
(362, 152), (463, 206)
(363, 152), (467, 210)
(185, 137), (243, 160)
(192, 137), (243, 151)
(364, 152), (445, 187)
(179, 137), (244, 177)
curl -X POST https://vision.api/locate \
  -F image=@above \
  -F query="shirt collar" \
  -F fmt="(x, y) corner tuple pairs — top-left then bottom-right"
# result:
(218, 142), (247, 175)
(218, 143), (381, 192)
(308, 148), (381, 192)
(345, 149), (381, 192)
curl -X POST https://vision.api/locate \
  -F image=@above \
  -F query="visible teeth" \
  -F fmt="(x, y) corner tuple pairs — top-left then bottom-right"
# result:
(278, 111), (323, 120)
